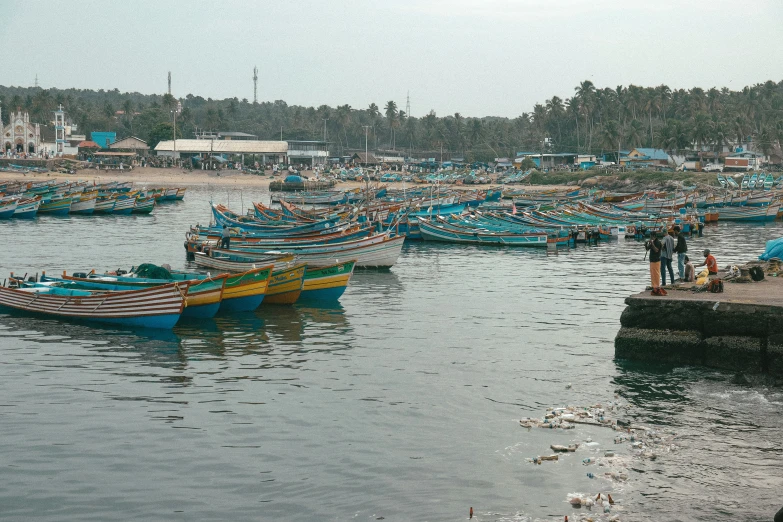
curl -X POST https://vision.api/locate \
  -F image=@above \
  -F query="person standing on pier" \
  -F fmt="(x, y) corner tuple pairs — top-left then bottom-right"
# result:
(660, 229), (675, 286)
(646, 232), (664, 296)
(673, 225), (688, 280)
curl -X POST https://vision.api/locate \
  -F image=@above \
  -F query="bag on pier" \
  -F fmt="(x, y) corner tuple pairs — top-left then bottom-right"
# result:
(707, 278), (724, 293)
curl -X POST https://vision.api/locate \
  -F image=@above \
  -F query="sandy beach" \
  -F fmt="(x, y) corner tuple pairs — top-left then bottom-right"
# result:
(0, 166), (571, 192)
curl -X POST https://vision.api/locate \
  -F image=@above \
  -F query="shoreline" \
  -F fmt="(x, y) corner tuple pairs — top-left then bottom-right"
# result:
(0, 167), (572, 191)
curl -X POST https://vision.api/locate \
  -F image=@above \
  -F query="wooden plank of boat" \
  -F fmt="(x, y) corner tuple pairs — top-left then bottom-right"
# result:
(299, 260), (355, 301)
(54, 271), (228, 320)
(218, 265), (274, 313)
(262, 264), (306, 305)
(0, 281), (187, 329)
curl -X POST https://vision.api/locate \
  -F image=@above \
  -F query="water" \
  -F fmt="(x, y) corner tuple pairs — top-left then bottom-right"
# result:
(0, 185), (782, 521)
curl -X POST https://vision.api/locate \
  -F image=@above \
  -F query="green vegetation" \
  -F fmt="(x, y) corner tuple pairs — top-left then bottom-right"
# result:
(1, 80), (781, 159)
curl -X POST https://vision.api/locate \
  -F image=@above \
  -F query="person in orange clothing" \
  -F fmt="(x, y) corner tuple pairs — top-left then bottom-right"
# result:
(646, 231), (666, 295)
(696, 249), (718, 276)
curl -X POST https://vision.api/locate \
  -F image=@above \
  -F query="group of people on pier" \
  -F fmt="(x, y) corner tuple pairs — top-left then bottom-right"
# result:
(646, 226), (717, 296)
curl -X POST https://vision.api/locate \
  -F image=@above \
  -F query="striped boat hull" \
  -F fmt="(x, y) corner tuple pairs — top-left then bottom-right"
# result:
(39, 197), (72, 215)
(113, 198), (136, 215)
(0, 283), (187, 329)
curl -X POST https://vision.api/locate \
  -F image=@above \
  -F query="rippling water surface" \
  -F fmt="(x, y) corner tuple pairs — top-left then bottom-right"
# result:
(0, 184), (781, 521)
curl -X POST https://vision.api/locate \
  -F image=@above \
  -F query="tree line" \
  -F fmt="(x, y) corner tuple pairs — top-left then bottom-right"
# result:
(1, 80), (781, 162)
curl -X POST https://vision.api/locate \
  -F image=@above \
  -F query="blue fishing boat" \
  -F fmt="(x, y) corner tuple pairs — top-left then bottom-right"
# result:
(0, 200), (18, 219)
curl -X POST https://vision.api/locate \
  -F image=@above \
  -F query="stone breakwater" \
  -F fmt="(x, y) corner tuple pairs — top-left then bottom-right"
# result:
(614, 277), (783, 377)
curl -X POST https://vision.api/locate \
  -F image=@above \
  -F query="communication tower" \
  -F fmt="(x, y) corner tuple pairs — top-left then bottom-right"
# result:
(168, 72), (172, 95)
(406, 91), (411, 118)
(253, 66), (258, 104)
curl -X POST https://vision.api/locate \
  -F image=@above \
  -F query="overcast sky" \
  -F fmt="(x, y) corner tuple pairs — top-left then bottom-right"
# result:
(3, 0), (781, 118)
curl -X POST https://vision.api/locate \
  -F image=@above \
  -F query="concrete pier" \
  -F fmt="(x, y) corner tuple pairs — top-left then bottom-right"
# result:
(615, 277), (783, 377)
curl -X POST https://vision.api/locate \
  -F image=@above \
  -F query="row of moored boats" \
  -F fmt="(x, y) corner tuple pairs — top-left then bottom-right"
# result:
(0, 179), (186, 218)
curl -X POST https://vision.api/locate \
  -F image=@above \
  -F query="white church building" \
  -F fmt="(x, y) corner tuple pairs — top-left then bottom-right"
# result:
(2, 106), (41, 153)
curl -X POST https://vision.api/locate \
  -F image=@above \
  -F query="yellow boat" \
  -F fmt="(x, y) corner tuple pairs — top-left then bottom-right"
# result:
(263, 264), (306, 305)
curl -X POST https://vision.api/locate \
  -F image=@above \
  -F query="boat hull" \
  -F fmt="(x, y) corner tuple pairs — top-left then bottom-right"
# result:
(299, 261), (355, 301)
(217, 266), (272, 313)
(0, 283), (185, 329)
(263, 265), (306, 305)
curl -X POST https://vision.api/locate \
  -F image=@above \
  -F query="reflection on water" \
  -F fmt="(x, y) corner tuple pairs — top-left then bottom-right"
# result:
(0, 187), (781, 521)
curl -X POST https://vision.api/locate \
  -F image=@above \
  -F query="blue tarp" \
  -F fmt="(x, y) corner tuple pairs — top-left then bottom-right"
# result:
(285, 175), (304, 183)
(759, 237), (783, 261)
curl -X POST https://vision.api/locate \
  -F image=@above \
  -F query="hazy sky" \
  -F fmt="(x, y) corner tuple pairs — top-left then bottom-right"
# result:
(3, 0), (782, 118)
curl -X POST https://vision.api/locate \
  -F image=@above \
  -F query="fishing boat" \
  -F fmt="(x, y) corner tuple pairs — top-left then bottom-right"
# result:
(217, 265), (274, 312)
(93, 196), (117, 214)
(70, 192), (97, 215)
(132, 197), (155, 214)
(175, 188), (187, 200)
(300, 260), (355, 301)
(0, 200), (18, 219)
(113, 196), (137, 215)
(263, 264), (306, 304)
(192, 251), (296, 273)
(748, 173), (759, 189)
(0, 279), (187, 329)
(715, 204), (780, 222)
(716, 174), (727, 188)
(38, 195), (73, 215)
(12, 198), (40, 219)
(50, 270), (230, 320)
(418, 217), (548, 246)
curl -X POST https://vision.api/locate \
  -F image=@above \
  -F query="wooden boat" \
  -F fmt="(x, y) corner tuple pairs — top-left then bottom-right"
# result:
(0, 200), (18, 219)
(716, 204), (780, 222)
(218, 265), (274, 312)
(71, 192), (98, 215)
(162, 188), (179, 201)
(113, 196), (137, 215)
(93, 196), (117, 214)
(418, 217), (548, 246)
(132, 197), (155, 214)
(12, 198), (40, 219)
(38, 196), (73, 215)
(192, 251), (297, 273)
(263, 264), (306, 304)
(175, 187), (187, 200)
(50, 271), (229, 320)
(0, 280), (187, 329)
(300, 260), (355, 301)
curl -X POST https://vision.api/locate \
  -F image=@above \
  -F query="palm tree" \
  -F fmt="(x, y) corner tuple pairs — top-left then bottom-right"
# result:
(122, 99), (134, 133)
(625, 119), (644, 148)
(546, 96), (564, 144)
(575, 80), (595, 152)
(600, 121), (620, 162)
(690, 112), (712, 165)
(384, 100), (398, 149)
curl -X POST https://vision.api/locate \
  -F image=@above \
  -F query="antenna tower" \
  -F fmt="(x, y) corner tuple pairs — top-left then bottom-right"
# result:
(34, 74), (39, 88)
(406, 91), (411, 118)
(168, 72), (172, 95)
(253, 66), (258, 104)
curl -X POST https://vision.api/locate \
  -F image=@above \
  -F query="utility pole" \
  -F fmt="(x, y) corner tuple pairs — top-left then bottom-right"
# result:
(363, 125), (370, 163)
(253, 66), (258, 104)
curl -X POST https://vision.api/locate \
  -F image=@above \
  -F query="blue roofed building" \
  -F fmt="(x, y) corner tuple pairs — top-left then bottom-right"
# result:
(622, 148), (671, 167)
(91, 131), (116, 149)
